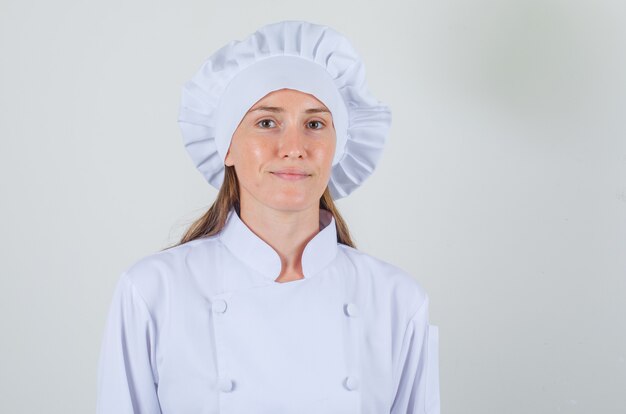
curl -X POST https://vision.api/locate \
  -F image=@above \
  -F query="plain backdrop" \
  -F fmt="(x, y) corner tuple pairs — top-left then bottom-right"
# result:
(1, 0), (625, 412)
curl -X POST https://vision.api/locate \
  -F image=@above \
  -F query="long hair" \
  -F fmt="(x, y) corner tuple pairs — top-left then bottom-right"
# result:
(163, 166), (355, 250)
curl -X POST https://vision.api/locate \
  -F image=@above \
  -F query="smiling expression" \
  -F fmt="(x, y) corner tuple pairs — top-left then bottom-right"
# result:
(224, 88), (337, 213)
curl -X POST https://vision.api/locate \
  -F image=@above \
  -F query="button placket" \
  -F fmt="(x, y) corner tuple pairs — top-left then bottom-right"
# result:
(342, 301), (362, 402)
(210, 293), (235, 397)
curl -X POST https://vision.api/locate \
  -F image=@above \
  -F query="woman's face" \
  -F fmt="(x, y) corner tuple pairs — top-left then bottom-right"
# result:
(224, 88), (336, 214)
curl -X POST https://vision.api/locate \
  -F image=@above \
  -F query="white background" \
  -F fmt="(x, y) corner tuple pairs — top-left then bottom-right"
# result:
(1, 0), (625, 412)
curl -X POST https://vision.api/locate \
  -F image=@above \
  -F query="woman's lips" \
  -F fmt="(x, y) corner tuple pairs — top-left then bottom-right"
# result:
(270, 170), (311, 181)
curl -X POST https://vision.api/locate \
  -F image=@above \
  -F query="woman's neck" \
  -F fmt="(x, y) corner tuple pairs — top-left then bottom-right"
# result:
(238, 200), (320, 283)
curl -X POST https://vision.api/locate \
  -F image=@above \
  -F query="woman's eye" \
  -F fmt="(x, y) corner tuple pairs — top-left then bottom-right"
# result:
(257, 119), (276, 128)
(307, 120), (324, 130)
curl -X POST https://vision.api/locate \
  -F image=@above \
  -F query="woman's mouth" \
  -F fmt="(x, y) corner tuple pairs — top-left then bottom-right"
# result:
(270, 170), (311, 181)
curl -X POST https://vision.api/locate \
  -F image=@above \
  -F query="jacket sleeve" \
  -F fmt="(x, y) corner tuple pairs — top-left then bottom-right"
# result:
(96, 272), (162, 414)
(390, 297), (441, 414)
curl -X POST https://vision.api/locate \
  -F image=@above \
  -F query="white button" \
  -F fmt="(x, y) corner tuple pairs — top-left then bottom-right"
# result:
(212, 299), (227, 313)
(344, 303), (358, 317)
(344, 375), (359, 391)
(219, 377), (234, 392)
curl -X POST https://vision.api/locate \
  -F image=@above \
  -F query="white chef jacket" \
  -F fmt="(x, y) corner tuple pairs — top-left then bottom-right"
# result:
(96, 207), (440, 414)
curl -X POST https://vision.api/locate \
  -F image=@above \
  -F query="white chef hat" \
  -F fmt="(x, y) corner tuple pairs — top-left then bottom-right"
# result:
(177, 20), (391, 199)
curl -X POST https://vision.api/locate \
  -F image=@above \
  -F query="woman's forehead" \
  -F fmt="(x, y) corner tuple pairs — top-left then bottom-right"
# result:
(250, 88), (329, 110)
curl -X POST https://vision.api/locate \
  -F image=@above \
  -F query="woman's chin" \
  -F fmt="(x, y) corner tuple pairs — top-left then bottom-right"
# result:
(265, 192), (319, 212)
(240, 183), (326, 213)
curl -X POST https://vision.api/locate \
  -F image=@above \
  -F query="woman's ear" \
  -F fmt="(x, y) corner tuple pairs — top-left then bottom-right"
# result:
(224, 149), (234, 167)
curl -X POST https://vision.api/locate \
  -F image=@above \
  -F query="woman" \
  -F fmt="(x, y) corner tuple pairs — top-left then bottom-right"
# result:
(97, 20), (440, 414)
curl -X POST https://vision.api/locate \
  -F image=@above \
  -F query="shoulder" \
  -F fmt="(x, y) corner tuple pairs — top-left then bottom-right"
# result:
(119, 235), (222, 308)
(124, 236), (215, 280)
(337, 244), (429, 317)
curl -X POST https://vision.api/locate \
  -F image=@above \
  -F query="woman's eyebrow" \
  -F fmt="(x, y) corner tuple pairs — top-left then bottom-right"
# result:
(305, 107), (331, 114)
(247, 106), (330, 114)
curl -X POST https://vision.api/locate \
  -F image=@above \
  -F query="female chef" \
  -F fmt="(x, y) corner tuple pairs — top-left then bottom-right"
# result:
(96, 20), (440, 414)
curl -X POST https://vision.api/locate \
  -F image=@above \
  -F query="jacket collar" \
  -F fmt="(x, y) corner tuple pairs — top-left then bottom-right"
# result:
(218, 207), (339, 282)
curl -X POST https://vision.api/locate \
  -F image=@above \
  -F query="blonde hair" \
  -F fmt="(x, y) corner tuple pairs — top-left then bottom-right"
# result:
(163, 166), (355, 250)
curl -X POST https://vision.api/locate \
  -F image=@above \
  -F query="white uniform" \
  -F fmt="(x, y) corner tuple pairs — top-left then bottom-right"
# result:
(96, 208), (440, 413)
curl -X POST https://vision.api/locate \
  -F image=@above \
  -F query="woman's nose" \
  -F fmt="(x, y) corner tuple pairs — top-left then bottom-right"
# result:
(279, 124), (306, 159)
